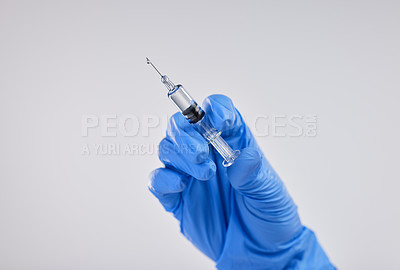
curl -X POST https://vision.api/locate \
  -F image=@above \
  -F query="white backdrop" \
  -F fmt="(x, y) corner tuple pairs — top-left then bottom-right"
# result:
(0, 0), (399, 269)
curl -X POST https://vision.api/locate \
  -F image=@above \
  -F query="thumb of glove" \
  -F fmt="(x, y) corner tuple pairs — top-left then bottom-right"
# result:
(228, 147), (302, 232)
(227, 147), (265, 199)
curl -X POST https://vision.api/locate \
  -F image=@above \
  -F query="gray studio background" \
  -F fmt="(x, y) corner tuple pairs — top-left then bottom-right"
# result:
(1, 0), (399, 269)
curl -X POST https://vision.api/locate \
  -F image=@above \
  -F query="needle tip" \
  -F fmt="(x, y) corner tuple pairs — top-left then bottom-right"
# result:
(146, 57), (163, 77)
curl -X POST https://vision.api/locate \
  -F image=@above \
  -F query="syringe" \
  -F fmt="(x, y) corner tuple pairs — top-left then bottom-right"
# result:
(146, 58), (240, 167)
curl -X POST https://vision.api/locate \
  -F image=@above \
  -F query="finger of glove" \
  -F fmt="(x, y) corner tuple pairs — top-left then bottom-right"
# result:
(148, 167), (187, 213)
(159, 113), (216, 180)
(202, 94), (254, 149)
(165, 112), (209, 164)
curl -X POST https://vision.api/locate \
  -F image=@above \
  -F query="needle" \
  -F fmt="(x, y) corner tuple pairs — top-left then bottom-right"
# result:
(146, 57), (163, 77)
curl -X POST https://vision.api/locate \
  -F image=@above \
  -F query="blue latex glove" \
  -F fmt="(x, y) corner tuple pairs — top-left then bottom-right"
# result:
(149, 95), (335, 269)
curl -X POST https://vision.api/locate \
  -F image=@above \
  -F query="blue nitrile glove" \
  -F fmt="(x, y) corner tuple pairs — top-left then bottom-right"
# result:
(149, 95), (335, 269)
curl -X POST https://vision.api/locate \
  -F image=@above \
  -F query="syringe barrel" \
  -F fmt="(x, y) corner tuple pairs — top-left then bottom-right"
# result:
(166, 81), (240, 166)
(193, 115), (240, 167)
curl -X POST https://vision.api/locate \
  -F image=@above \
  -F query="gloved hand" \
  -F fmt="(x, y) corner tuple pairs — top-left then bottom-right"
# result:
(149, 95), (335, 269)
